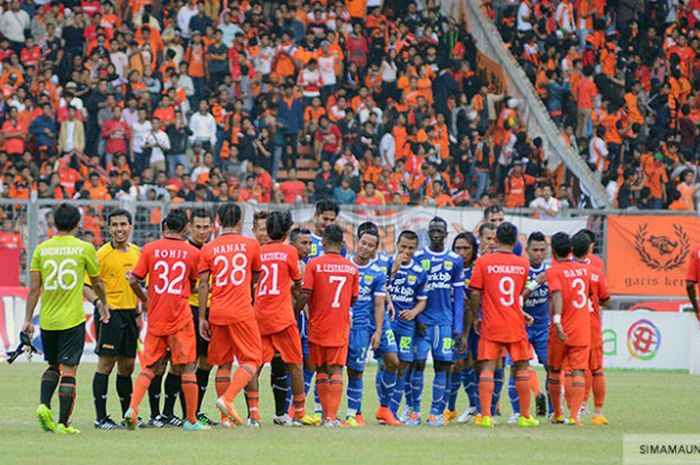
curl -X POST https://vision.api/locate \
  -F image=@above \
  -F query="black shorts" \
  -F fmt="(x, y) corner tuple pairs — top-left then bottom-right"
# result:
(41, 322), (86, 366)
(95, 309), (139, 358)
(191, 306), (209, 357)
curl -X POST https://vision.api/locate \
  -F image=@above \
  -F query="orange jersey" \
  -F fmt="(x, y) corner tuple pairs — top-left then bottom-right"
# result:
(131, 237), (200, 336)
(199, 234), (262, 325)
(546, 260), (591, 346)
(470, 251), (530, 343)
(584, 253), (604, 271)
(303, 252), (359, 347)
(685, 245), (700, 283)
(254, 242), (302, 335)
(588, 264), (610, 347)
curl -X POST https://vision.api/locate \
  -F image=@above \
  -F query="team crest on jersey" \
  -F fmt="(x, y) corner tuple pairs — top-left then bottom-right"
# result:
(407, 275), (417, 285)
(421, 259), (431, 271)
(444, 261), (453, 271)
(363, 275), (374, 285)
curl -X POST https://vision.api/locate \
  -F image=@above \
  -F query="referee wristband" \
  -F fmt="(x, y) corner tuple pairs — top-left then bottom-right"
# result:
(553, 314), (561, 324)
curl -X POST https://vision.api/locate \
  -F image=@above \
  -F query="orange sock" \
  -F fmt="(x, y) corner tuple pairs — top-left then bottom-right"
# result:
(567, 373), (585, 420)
(215, 369), (231, 398)
(592, 370), (606, 410)
(246, 391), (260, 420)
(129, 368), (154, 413)
(548, 373), (562, 418)
(515, 372), (531, 418)
(316, 372), (329, 417)
(181, 373), (198, 424)
(528, 369), (540, 397)
(293, 393), (306, 419)
(223, 364), (255, 403)
(583, 369), (592, 404)
(479, 370), (494, 416)
(327, 374), (343, 421)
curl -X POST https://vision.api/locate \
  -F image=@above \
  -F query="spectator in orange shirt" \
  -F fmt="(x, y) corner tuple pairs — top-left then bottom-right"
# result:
(84, 172), (112, 201)
(504, 161), (535, 208)
(2, 107), (26, 158)
(424, 179), (455, 207)
(0, 218), (22, 249)
(677, 169), (697, 211)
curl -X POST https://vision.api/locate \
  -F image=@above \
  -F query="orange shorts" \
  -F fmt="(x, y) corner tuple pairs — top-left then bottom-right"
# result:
(208, 318), (263, 367)
(588, 344), (603, 372)
(308, 342), (348, 367)
(478, 337), (531, 362)
(142, 320), (196, 367)
(261, 324), (303, 364)
(548, 337), (589, 371)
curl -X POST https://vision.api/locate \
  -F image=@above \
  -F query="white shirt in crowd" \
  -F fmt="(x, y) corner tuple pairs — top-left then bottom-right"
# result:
(516, 1), (533, 32)
(0, 8), (30, 43)
(589, 136), (608, 176)
(530, 196), (560, 217)
(317, 54), (337, 87)
(189, 111), (217, 146)
(64, 120), (76, 152)
(131, 119), (153, 154)
(379, 132), (396, 167)
(142, 129), (172, 165)
(177, 3), (198, 38)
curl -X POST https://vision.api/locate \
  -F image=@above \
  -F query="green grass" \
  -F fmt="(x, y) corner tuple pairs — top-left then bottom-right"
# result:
(0, 364), (698, 465)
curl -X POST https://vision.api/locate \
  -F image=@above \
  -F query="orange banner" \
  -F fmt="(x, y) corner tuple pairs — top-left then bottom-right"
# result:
(606, 216), (700, 296)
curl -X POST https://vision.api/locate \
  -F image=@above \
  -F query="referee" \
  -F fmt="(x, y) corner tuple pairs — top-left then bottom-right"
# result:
(87, 209), (142, 430)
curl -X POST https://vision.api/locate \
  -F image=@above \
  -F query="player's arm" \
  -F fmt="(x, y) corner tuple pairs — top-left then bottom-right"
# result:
(688, 281), (699, 319)
(128, 272), (148, 307)
(291, 279), (303, 313)
(469, 289), (481, 334)
(385, 292), (395, 321)
(458, 294), (473, 354)
(198, 271), (212, 341)
(399, 297), (426, 321)
(251, 270), (261, 304)
(90, 275), (110, 324)
(22, 271), (42, 338)
(370, 293), (386, 349)
(551, 291), (567, 341)
(522, 272), (547, 300)
(452, 282), (465, 336)
(297, 289), (311, 310)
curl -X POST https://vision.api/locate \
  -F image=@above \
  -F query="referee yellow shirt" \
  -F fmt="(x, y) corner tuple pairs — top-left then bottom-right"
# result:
(94, 242), (141, 310)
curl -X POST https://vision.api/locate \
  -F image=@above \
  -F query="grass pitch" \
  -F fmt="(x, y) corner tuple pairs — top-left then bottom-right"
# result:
(0, 363), (698, 465)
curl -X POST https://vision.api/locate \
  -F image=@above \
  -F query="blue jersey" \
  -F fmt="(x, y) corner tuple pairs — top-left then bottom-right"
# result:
(524, 261), (551, 331)
(386, 257), (428, 332)
(349, 257), (387, 331)
(307, 232), (347, 261)
(415, 247), (465, 333)
(372, 252), (390, 274)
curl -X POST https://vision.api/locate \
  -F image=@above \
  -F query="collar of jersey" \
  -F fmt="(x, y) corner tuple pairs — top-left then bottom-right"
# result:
(351, 255), (371, 269)
(424, 246), (448, 256)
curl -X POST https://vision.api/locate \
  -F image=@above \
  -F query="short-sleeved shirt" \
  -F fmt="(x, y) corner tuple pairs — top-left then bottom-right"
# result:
(30, 235), (100, 331)
(187, 239), (211, 308)
(386, 258), (428, 333)
(470, 251), (529, 342)
(589, 264), (610, 347)
(524, 261), (551, 331)
(254, 242), (302, 335)
(686, 245), (700, 284)
(91, 242), (140, 310)
(545, 260), (591, 347)
(349, 258), (387, 331)
(199, 234), (262, 325)
(303, 252), (359, 347)
(415, 247), (464, 327)
(130, 237), (200, 336)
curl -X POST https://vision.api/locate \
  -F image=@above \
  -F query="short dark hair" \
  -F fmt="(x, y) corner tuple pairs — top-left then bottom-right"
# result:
(478, 222), (497, 236)
(323, 224), (344, 246)
(551, 232), (572, 257)
(579, 228), (596, 244)
(267, 211), (294, 241)
(290, 227), (312, 243)
(397, 230), (418, 244)
(253, 210), (269, 227)
(483, 205), (504, 219)
(571, 231), (592, 258)
(428, 216), (447, 230)
(217, 203), (241, 228)
(496, 222), (518, 246)
(190, 208), (212, 223)
(107, 208), (133, 225)
(357, 221), (378, 239)
(527, 231), (546, 245)
(55, 203), (81, 232)
(163, 209), (189, 234)
(315, 199), (339, 216)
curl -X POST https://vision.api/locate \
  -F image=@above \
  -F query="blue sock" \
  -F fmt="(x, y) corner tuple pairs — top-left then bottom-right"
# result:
(404, 367), (414, 411)
(430, 370), (447, 416)
(545, 371), (554, 415)
(491, 368), (504, 416)
(375, 359), (384, 403)
(464, 366), (478, 409)
(411, 368), (424, 413)
(508, 373), (520, 415)
(472, 370), (482, 413)
(303, 369), (314, 396)
(390, 374), (405, 415)
(346, 376), (363, 418)
(284, 372), (293, 412)
(379, 369), (398, 408)
(448, 369), (461, 411)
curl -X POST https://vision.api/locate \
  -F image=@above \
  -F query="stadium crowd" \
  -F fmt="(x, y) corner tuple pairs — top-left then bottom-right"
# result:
(0, 0), (697, 245)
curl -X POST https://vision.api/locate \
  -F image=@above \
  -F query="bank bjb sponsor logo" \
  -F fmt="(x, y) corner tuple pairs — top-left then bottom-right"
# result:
(627, 319), (661, 361)
(634, 224), (690, 271)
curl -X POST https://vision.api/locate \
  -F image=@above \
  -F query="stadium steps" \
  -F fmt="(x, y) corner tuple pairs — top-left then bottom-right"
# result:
(276, 145), (319, 182)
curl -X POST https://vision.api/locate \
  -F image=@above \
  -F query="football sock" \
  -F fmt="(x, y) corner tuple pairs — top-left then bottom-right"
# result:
(223, 364), (255, 403)
(293, 393), (306, 419)
(195, 368), (210, 413)
(375, 359), (384, 403)
(568, 373), (586, 420)
(316, 372), (329, 417)
(313, 384), (322, 414)
(404, 367), (414, 410)
(116, 374), (133, 416)
(478, 370), (495, 417)
(430, 370), (447, 416)
(583, 369), (592, 404)
(464, 367), (479, 410)
(545, 371), (554, 415)
(246, 390), (260, 420)
(390, 373), (405, 416)
(58, 375), (76, 425)
(515, 372), (531, 418)
(162, 373), (181, 417)
(346, 376), (363, 418)
(508, 372), (520, 414)
(284, 373), (293, 414)
(40, 366), (60, 408)
(215, 369), (231, 397)
(181, 373), (198, 424)
(133, 368), (155, 415)
(548, 373), (562, 418)
(328, 374), (343, 421)
(491, 368), (504, 416)
(147, 373), (162, 417)
(92, 372), (109, 420)
(270, 357), (288, 417)
(447, 369), (461, 411)
(592, 370), (606, 410)
(303, 368), (314, 396)
(379, 369), (397, 408)
(529, 368), (541, 397)
(411, 368), (424, 412)
(564, 373), (574, 413)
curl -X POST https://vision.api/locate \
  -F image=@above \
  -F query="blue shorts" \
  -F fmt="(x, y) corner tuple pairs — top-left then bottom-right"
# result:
(414, 324), (453, 363)
(467, 328), (480, 360)
(374, 327), (398, 358)
(528, 326), (548, 365)
(391, 323), (414, 363)
(347, 328), (371, 372)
